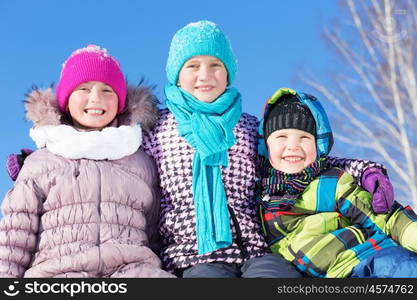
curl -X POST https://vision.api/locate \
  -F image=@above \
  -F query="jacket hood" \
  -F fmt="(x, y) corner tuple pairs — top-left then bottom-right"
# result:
(24, 82), (160, 132)
(258, 87), (333, 159)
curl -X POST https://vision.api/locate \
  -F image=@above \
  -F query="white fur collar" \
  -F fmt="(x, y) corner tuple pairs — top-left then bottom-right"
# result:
(30, 124), (142, 160)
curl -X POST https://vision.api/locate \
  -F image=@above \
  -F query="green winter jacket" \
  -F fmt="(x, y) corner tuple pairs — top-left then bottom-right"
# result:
(257, 88), (417, 278)
(260, 167), (417, 277)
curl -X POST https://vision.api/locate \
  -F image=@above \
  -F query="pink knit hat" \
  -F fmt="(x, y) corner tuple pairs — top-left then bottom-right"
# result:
(56, 45), (127, 113)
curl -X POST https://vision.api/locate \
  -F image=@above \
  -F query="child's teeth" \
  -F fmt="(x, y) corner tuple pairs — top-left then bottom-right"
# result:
(285, 157), (302, 162)
(86, 109), (104, 114)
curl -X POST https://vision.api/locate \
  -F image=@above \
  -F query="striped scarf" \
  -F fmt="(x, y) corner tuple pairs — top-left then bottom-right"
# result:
(258, 156), (328, 210)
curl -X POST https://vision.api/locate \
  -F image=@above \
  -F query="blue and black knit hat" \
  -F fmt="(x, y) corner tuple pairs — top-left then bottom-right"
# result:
(258, 88), (334, 159)
(165, 20), (237, 86)
(263, 94), (316, 141)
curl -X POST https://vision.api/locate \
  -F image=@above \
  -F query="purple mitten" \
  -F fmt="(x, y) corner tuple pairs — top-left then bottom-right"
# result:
(361, 167), (394, 213)
(6, 148), (33, 181)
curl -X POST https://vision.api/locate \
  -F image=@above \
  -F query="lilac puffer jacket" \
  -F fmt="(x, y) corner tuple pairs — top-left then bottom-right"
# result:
(0, 85), (174, 278)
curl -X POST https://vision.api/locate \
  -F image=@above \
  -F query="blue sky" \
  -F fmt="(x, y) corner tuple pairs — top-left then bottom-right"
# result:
(0, 0), (343, 202)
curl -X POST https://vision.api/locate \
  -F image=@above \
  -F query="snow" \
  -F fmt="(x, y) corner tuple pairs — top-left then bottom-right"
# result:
(59, 44), (120, 78)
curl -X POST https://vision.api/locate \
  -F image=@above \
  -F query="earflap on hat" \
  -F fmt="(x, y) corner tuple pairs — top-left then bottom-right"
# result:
(297, 92), (333, 157)
(258, 87), (333, 159)
(258, 88), (298, 158)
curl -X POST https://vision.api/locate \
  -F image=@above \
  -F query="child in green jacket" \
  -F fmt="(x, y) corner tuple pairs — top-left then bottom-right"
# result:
(257, 87), (417, 278)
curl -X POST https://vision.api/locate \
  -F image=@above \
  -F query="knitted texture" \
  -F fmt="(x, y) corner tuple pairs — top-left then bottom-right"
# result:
(258, 88), (334, 159)
(264, 95), (316, 140)
(56, 45), (127, 113)
(166, 20), (237, 85)
(361, 167), (394, 213)
(142, 109), (267, 271)
(258, 156), (328, 210)
(6, 149), (33, 181)
(165, 85), (242, 254)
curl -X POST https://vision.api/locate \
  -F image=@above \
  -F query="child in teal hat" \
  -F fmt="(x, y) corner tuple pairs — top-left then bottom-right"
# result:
(142, 20), (395, 278)
(144, 20), (301, 277)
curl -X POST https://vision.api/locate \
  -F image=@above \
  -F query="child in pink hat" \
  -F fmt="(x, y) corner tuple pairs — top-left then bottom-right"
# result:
(0, 45), (174, 278)
(56, 45), (127, 114)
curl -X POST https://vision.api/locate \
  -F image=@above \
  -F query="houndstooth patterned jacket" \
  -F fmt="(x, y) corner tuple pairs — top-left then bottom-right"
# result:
(142, 108), (386, 272)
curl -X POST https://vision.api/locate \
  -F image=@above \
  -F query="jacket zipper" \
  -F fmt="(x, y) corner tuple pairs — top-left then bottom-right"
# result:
(96, 162), (103, 276)
(227, 205), (249, 260)
(74, 160), (80, 178)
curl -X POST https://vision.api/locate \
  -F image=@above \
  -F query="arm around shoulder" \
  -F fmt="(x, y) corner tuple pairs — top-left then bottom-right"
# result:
(329, 156), (394, 213)
(335, 172), (389, 232)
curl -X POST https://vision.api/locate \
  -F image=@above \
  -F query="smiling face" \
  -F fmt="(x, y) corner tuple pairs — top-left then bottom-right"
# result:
(67, 81), (119, 131)
(177, 55), (228, 103)
(267, 128), (317, 174)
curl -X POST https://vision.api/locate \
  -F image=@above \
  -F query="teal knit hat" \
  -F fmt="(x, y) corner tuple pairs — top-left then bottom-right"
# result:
(166, 20), (237, 85)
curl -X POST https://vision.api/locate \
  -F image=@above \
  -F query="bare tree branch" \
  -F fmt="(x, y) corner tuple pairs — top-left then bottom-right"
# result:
(301, 1), (417, 206)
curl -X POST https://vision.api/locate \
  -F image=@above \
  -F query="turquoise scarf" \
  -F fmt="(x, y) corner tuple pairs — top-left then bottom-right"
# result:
(165, 84), (242, 254)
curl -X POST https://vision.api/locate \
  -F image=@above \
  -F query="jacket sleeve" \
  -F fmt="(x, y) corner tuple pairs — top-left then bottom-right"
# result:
(335, 172), (389, 232)
(335, 172), (417, 252)
(142, 153), (163, 256)
(141, 130), (156, 159)
(327, 156), (387, 185)
(146, 188), (163, 256)
(384, 203), (417, 253)
(0, 178), (42, 277)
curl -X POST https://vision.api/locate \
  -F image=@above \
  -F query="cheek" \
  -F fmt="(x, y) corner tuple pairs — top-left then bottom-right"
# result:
(268, 150), (282, 170)
(267, 142), (283, 162)
(67, 95), (82, 113)
(216, 71), (228, 88)
(178, 69), (194, 85)
(178, 72), (196, 95)
(107, 97), (119, 115)
(305, 143), (317, 164)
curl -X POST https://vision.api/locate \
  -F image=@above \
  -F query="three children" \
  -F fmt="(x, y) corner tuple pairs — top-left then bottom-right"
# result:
(2, 21), (400, 278)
